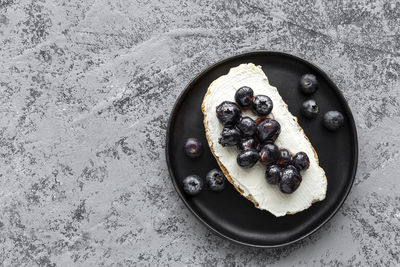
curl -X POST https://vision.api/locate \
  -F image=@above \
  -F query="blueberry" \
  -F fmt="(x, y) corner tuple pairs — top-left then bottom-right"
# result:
(259, 139), (274, 150)
(206, 169), (226, 192)
(279, 166), (302, 194)
(237, 149), (260, 168)
(237, 138), (259, 151)
(277, 148), (292, 167)
(216, 101), (242, 126)
(252, 95), (273, 116)
(292, 152), (310, 171)
(257, 118), (281, 143)
(259, 142), (279, 166)
(236, 117), (257, 137)
(218, 127), (241, 147)
(323, 111), (344, 131)
(299, 74), (318, 95)
(266, 165), (282, 184)
(182, 175), (204, 196)
(183, 138), (202, 158)
(301, 99), (319, 119)
(235, 86), (254, 108)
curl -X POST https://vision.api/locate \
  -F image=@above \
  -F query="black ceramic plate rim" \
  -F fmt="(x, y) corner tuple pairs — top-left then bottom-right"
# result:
(165, 51), (358, 248)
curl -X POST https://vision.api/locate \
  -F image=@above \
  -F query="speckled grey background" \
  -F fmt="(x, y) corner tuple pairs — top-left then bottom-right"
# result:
(0, 0), (399, 266)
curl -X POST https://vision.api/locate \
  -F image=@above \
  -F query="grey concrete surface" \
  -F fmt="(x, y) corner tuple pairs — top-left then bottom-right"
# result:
(0, 0), (399, 266)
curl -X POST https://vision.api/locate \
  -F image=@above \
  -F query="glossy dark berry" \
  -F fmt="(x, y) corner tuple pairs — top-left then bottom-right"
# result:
(236, 117), (257, 137)
(183, 138), (202, 158)
(257, 118), (281, 143)
(259, 142), (279, 166)
(266, 165), (282, 184)
(183, 175), (204, 196)
(218, 127), (241, 147)
(235, 86), (254, 108)
(237, 138), (259, 151)
(216, 101), (242, 126)
(299, 74), (318, 95)
(323, 111), (344, 131)
(252, 95), (273, 116)
(277, 148), (292, 167)
(292, 152), (310, 171)
(237, 149), (260, 168)
(206, 169), (226, 192)
(279, 166), (302, 194)
(301, 99), (319, 119)
(259, 139), (273, 150)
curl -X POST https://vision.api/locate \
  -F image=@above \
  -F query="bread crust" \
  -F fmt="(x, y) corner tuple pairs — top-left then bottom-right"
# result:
(201, 66), (327, 215)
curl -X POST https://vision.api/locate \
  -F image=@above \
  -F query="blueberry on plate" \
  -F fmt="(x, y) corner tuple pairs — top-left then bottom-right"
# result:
(323, 111), (344, 131)
(183, 175), (204, 196)
(183, 138), (202, 158)
(299, 74), (318, 95)
(216, 101), (242, 126)
(235, 86), (254, 108)
(259, 142), (279, 166)
(292, 152), (310, 171)
(236, 116), (257, 137)
(206, 169), (226, 192)
(218, 127), (241, 147)
(301, 99), (319, 119)
(279, 166), (302, 194)
(277, 148), (292, 167)
(237, 149), (260, 168)
(252, 95), (273, 116)
(237, 138), (259, 151)
(266, 165), (282, 184)
(257, 118), (281, 143)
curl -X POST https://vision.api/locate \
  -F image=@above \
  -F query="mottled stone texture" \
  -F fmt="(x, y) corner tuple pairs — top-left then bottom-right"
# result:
(0, 0), (399, 266)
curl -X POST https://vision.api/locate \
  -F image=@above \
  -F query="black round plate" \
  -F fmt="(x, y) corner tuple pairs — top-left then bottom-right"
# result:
(166, 51), (358, 247)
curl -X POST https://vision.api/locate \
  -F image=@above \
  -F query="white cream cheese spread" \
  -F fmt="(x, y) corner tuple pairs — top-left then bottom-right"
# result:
(203, 63), (327, 216)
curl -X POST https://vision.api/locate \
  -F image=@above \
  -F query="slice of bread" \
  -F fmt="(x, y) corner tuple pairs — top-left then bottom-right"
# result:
(202, 63), (327, 217)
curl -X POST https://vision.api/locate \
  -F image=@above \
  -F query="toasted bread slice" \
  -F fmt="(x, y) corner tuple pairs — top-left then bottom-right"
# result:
(202, 63), (327, 217)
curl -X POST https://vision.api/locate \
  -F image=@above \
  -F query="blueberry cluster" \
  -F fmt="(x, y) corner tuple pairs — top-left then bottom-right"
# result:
(182, 169), (227, 196)
(182, 138), (228, 195)
(299, 74), (344, 131)
(216, 86), (310, 194)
